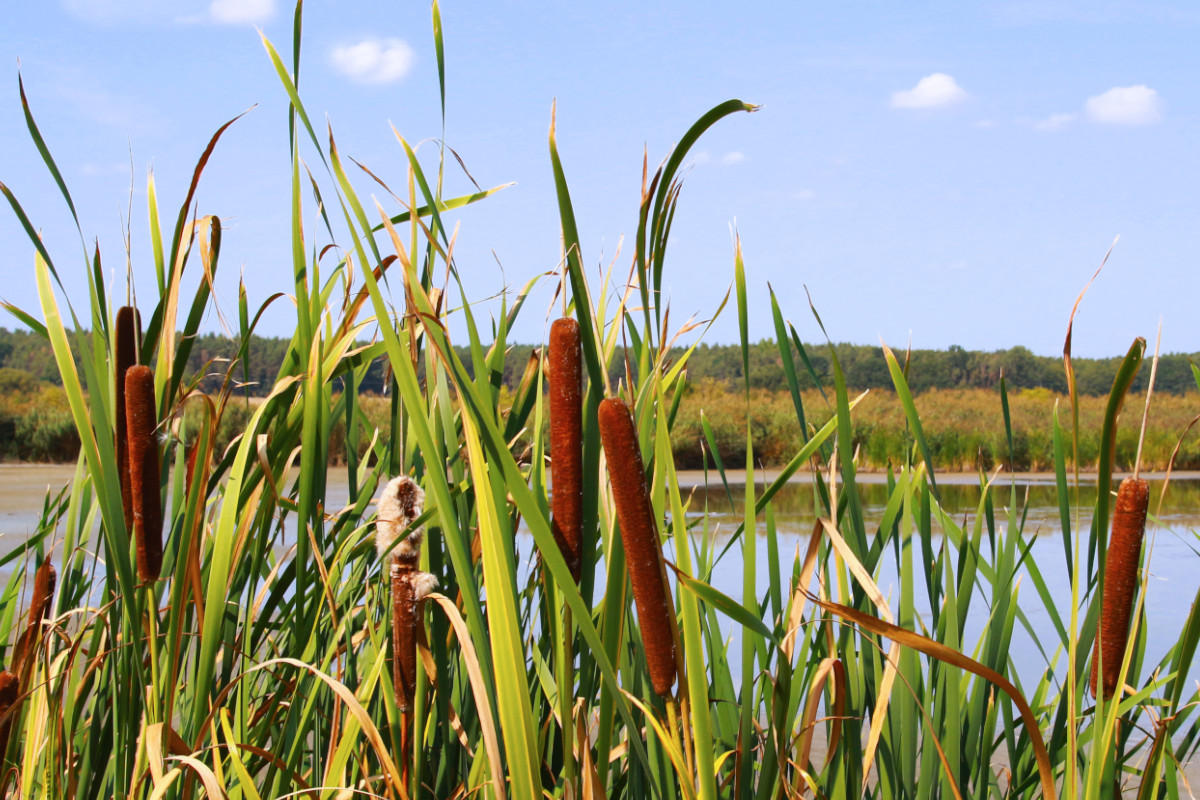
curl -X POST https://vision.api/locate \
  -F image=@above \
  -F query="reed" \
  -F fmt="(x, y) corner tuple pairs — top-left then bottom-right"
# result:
(184, 439), (200, 498)
(549, 317), (584, 580)
(597, 397), (677, 699)
(1091, 475), (1150, 699)
(3, 5), (1199, 797)
(114, 306), (139, 529)
(124, 364), (162, 583)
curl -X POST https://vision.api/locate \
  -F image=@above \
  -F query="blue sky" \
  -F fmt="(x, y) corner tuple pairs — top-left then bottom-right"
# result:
(1, 1), (1196, 358)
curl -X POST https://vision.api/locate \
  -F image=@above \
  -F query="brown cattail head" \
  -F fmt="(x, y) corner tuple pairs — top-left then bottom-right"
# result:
(11, 558), (56, 675)
(391, 563), (417, 712)
(597, 397), (677, 698)
(549, 317), (584, 581)
(1091, 476), (1150, 699)
(125, 365), (163, 583)
(0, 670), (17, 761)
(27, 557), (55, 634)
(115, 306), (141, 530)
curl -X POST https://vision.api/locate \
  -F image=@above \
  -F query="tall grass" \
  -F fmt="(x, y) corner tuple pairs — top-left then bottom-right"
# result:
(1, 4), (1198, 799)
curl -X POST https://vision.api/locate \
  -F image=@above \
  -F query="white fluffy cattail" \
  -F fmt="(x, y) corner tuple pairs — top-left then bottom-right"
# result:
(376, 475), (435, 713)
(376, 476), (426, 563)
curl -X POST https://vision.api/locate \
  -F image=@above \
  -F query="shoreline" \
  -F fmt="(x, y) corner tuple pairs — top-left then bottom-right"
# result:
(5, 461), (1199, 488)
(674, 468), (1200, 488)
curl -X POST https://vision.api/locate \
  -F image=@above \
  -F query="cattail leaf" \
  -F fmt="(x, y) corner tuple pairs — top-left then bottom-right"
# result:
(812, 595), (1057, 800)
(881, 341), (940, 501)
(671, 566), (774, 644)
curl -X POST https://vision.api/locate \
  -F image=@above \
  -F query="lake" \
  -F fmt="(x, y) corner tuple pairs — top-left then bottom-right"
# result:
(3, 464), (1199, 688)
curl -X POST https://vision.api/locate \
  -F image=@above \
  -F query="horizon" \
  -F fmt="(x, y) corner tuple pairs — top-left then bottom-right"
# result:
(1, 2), (1196, 360)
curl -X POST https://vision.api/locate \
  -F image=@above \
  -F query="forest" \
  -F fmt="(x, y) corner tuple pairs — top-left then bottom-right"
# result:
(1, 326), (1196, 396)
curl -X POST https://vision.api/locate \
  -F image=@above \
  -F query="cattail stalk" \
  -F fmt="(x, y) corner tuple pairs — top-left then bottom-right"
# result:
(1091, 476), (1149, 699)
(549, 317), (584, 581)
(115, 306), (140, 530)
(376, 476), (436, 713)
(125, 365), (163, 583)
(598, 397), (677, 698)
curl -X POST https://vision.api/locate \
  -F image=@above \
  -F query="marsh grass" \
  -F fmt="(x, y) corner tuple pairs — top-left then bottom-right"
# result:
(0, 3), (1198, 799)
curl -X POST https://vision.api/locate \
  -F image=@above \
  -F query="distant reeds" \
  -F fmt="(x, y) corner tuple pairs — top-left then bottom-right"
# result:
(114, 306), (140, 529)
(1091, 476), (1150, 699)
(549, 317), (583, 581)
(125, 365), (162, 583)
(598, 397), (677, 699)
(376, 476), (436, 713)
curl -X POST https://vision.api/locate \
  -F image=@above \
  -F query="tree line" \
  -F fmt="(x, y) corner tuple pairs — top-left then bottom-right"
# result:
(0, 327), (1195, 397)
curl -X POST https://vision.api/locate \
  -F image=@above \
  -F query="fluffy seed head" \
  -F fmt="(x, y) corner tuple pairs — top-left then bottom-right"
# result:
(376, 476), (425, 562)
(410, 571), (439, 600)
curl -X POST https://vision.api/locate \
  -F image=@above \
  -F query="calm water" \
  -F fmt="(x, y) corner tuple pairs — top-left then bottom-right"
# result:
(3, 465), (1199, 686)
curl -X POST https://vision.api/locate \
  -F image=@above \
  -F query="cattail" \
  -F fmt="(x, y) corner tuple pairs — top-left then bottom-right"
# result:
(11, 558), (55, 675)
(549, 317), (584, 581)
(376, 476), (437, 713)
(115, 306), (140, 530)
(125, 365), (162, 583)
(1091, 476), (1150, 699)
(597, 397), (677, 698)
(0, 671), (16, 763)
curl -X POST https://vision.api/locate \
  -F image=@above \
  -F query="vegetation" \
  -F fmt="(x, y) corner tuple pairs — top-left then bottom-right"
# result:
(2, 326), (1198, 399)
(2, 5), (1199, 799)
(6, 373), (1200, 471)
(669, 382), (1200, 471)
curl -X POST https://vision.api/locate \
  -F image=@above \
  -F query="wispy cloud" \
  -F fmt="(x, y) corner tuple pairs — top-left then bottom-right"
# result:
(209, 0), (275, 24)
(55, 81), (161, 135)
(62, 0), (190, 25)
(1034, 112), (1076, 131)
(81, 162), (132, 177)
(890, 73), (968, 109)
(721, 151), (746, 166)
(1085, 85), (1162, 124)
(330, 38), (415, 84)
(794, 189), (817, 201)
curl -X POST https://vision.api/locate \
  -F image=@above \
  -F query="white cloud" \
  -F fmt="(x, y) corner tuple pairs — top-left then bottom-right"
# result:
(974, 119), (998, 129)
(330, 38), (415, 84)
(794, 189), (817, 201)
(1085, 85), (1162, 124)
(890, 73), (968, 109)
(721, 151), (746, 165)
(691, 150), (712, 164)
(209, 0), (275, 24)
(1034, 112), (1076, 131)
